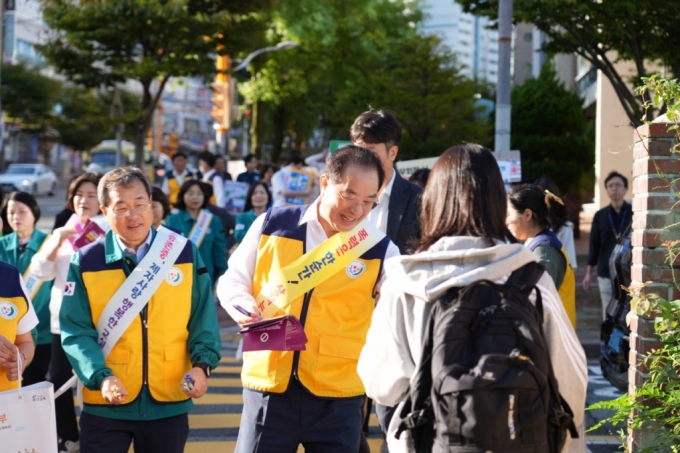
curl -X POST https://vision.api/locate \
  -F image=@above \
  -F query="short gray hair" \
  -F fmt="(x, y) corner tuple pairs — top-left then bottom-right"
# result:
(98, 167), (151, 207)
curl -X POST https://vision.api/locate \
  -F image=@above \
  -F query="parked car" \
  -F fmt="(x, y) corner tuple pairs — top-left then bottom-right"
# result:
(600, 225), (632, 391)
(0, 164), (58, 196)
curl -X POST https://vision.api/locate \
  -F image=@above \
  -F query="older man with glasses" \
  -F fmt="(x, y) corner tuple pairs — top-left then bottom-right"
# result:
(218, 146), (400, 452)
(59, 167), (221, 453)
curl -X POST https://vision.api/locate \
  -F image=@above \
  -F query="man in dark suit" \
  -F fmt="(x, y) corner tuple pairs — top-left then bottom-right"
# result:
(350, 109), (422, 451)
(351, 109), (422, 255)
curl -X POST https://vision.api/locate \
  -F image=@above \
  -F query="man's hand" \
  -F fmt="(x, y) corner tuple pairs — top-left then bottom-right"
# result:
(0, 335), (15, 365)
(582, 273), (591, 292)
(237, 313), (263, 327)
(101, 376), (128, 404)
(182, 367), (208, 399)
(4, 352), (25, 381)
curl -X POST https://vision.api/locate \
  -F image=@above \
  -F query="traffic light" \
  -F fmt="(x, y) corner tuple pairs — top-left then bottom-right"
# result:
(211, 54), (230, 132)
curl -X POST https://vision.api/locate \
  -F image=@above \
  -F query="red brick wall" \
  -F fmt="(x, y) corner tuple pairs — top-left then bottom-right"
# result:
(628, 122), (678, 451)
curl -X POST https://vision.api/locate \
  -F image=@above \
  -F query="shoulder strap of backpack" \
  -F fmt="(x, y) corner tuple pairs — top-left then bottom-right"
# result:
(505, 261), (545, 318)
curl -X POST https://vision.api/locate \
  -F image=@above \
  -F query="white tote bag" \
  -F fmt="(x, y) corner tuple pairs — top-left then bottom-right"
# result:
(0, 360), (58, 453)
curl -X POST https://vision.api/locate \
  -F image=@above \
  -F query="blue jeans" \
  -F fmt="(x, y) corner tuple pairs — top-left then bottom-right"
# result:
(236, 379), (364, 453)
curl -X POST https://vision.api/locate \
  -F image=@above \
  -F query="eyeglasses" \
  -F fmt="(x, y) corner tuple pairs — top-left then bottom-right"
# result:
(331, 184), (377, 210)
(111, 203), (151, 218)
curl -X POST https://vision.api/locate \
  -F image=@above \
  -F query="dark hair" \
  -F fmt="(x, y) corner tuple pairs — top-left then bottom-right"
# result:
(350, 109), (402, 149)
(244, 154), (257, 164)
(326, 145), (385, 190)
(67, 172), (103, 211)
(244, 181), (272, 212)
(409, 168), (431, 188)
(418, 144), (515, 252)
(175, 180), (209, 210)
(604, 171), (628, 189)
(198, 151), (216, 168)
(1, 191), (41, 226)
(284, 155), (306, 167)
(98, 167), (151, 207)
(151, 187), (171, 220)
(534, 177), (568, 232)
(508, 184), (567, 232)
(261, 164), (275, 176)
(172, 152), (187, 161)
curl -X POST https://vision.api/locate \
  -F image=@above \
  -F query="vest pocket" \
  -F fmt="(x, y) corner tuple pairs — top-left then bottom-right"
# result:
(107, 346), (130, 378)
(314, 335), (364, 390)
(164, 342), (189, 393)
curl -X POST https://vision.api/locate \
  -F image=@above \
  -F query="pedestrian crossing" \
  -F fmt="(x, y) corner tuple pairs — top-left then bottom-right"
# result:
(185, 357), (385, 452)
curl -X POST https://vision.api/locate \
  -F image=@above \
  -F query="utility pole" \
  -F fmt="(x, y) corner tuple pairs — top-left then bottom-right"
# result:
(494, 0), (512, 152)
(0, 0), (6, 172)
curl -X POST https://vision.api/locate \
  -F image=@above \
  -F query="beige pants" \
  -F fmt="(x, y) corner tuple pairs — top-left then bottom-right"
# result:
(598, 276), (613, 320)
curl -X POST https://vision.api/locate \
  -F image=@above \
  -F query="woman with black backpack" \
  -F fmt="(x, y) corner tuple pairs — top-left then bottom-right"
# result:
(358, 144), (587, 453)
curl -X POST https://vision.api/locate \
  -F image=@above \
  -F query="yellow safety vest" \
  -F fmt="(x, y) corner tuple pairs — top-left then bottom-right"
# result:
(559, 247), (577, 328)
(241, 206), (390, 398)
(166, 171), (196, 206)
(79, 243), (195, 405)
(0, 263), (30, 391)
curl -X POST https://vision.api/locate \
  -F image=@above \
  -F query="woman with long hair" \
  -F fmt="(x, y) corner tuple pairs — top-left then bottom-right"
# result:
(358, 144), (586, 453)
(31, 172), (107, 453)
(507, 184), (577, 327)
(0, 191), (53, 386)
(165, 180), (227, 284)
(234, 181), (271, 244)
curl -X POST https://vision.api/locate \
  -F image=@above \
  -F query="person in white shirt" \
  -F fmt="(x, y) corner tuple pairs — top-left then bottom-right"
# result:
(198, 151), (224, 208)
(270, 154), (310, 207)
(217, 146), (400, 453)
(161, 152), (199, 207)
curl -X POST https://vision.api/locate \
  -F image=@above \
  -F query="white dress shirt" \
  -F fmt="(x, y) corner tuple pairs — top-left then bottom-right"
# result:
(115, 229), (153, 263)
(366, 170), (396, 234)
(202, 169), (225, 208)
(216, 198), (400, 322)
(271, 168), (292, 207)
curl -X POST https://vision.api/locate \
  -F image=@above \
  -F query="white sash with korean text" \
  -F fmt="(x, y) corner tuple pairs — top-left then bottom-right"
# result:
(23, 234), (50, 299)
(187, 209), (213, 248)
(56, 227), (187, 400)
(96, 226), (187, 357)
(255, 219), (385, 319)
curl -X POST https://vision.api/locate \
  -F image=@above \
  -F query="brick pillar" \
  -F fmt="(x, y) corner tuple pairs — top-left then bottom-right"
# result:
(629, 121), (679, 451)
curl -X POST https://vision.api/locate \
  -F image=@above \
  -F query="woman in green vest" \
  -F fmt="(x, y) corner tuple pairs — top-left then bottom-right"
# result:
(234, 181), (271, 244)
(165, 180), (227, 284)
(0, 191), (53, 385)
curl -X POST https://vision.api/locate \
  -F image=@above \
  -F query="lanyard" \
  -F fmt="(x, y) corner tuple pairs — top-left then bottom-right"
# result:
(608, 205), (627, 238)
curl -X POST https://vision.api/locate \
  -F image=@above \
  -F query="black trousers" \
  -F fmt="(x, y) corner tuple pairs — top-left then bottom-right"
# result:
(49, 333), (79, 443)
(236, 380), (364, 453)
(79, 412), (189, 453)
(23, 342), (51, 386)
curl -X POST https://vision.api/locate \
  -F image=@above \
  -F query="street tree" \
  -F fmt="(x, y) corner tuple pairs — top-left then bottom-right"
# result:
(511, 63), (593, 194)
(456, 0), (680, 127)
(1, 63), (60, 130)
(371, 34), (491, 157)
(53, 87), (140, 152)
(38, 0), (267, 167)
(237, 0), (420, 162)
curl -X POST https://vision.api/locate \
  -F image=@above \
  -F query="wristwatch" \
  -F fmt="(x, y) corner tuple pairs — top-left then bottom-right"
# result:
(193, 361), (211, 378)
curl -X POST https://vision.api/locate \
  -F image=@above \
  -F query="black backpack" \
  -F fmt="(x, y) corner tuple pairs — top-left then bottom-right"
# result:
(396, 262), (578, 453)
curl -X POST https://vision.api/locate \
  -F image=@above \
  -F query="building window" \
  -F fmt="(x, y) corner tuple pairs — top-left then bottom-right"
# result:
(524, 32), (532, 42)
(184, 119), (200, 134)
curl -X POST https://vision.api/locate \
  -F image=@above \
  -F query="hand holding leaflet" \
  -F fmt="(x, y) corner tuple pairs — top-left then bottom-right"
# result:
(239, 315), (308, 352)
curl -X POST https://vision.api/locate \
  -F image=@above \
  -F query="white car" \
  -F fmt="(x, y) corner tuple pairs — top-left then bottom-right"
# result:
(0, 164), (58, 196)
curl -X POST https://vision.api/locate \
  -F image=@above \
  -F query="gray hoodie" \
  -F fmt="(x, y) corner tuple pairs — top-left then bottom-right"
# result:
(358, 236), (587, 453)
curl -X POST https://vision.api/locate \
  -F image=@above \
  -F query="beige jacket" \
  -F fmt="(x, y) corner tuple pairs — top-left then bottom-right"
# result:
(358, 236), (587, 453)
